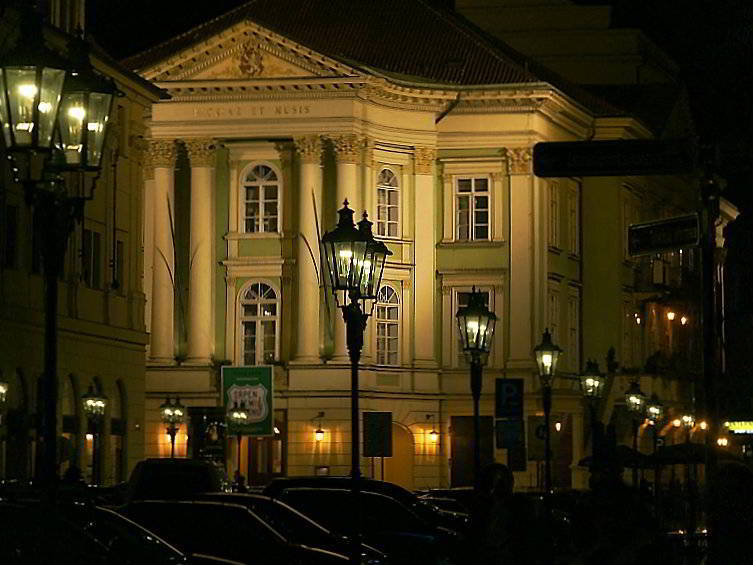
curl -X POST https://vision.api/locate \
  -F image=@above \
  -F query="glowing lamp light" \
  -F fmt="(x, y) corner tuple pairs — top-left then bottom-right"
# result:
(456, 287), (497, 363)
(85, 433), (94, 440)
(624, 381), (646, 415)
(579, 359), (606, 399)
(681, 414), (695, 429)
(315, 427), (325, 442)
(673, 419), (682, 428)
(555, 421), (562, 432)
(717, 437), (729, 447)
(699, 421), (708, 431)
(667, 311), (676, 321)
(0, 379), (8, 404)
(646, 394), (664, 425)
(534, 328), (562, 388)
(681, 316), (688, 326)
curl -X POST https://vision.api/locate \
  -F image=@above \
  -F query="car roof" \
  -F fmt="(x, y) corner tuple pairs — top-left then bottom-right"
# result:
(264, 476), (414, 501)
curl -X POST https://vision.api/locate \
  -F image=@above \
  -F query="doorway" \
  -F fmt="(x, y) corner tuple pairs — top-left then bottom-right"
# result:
(383, 422), (414, 490)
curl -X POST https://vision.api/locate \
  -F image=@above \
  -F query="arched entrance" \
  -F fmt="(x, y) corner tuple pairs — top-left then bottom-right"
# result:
(383, 422), (414, 490)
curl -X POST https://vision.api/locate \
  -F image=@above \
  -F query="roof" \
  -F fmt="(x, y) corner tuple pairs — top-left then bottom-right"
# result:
(124, 0), (539, 86)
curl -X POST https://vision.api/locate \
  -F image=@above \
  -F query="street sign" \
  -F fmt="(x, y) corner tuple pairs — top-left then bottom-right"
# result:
(496, 419), (525, 449)
(533, 139), (696, 178)
(495, 378), (524, 419)
(628, 214), (700, 257)
(222, 366), (274, 436)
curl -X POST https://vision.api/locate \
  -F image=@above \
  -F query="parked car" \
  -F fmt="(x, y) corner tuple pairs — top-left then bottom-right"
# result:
(264, 476), (469, 534)
(0, 500), (237, 565)
(414, 487), (475, 514)
(118, 499), (351, 564)
(125, 458), (229, 502)
(265, 486), (462, 564)
(195, 492), (387, 564)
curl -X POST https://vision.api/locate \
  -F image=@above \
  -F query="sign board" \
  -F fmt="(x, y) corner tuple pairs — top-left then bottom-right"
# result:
(628, 214), (699, 257)
(725, 421), (753, 434)
(496, 419), (524, 449)
(533, 139), (695, 178)
(495, 378), (524, 419)
(363, 412), (393, 457)
(221, 366), (274, 436)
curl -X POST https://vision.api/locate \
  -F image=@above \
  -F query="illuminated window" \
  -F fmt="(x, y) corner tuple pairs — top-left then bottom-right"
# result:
(240, 282), (279, 365)
(455, 176), (490, 241)
(242, 164), (280, 233)
(376, 285), (400, 365)
(376, 168), (400, 238)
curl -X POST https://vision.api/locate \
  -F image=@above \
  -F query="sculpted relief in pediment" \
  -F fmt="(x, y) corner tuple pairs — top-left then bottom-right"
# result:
(191, 39), (316, 80)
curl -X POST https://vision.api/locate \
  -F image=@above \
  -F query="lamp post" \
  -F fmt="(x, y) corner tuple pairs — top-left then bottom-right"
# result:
(534, 329), (562, 495)
(456, 287), (496, 490)
(625, 380), (646, 488)
(82, 384), (107, 485)
(322, 201), (391, 564)
(228, 401), (249, 478)
(579, 359), (606, 469)
(160, 397), (185, 459)
(1, 5), (116, 491)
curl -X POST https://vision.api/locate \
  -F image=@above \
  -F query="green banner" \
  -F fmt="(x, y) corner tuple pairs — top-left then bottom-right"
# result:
(221, 366), (274, 436)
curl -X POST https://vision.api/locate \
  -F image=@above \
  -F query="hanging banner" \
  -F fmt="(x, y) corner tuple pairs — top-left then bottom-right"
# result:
(221, 366), (274, 436)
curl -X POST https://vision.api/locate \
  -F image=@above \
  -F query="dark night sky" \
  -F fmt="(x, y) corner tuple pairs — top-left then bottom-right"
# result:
(87, 0), (753, 200)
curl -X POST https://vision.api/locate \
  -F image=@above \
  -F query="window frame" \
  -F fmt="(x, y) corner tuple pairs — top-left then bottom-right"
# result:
(567, 182), (580, 256)
(454, 175), (491, 242)
(548, 181), (560, 249)
(239, 161), (283, 235)
(375, 283), (401, 366)
(82, 226), (103, 289)
(376, 167), (401, 239)
(237, 280), (281, 366)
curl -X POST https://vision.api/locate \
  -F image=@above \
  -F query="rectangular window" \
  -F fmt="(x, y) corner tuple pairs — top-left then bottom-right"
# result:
(568, 184), (579, 255)
(3, 204), (18, 269)
(548, 182), (560, 248)
(376, 168), (400, 238)
(567, 291), (580, 371)
(455, 177), (490, 241)
(547, 286), (560, 345)
(82, 228), (102, 289)
(114, 239), (125, 294)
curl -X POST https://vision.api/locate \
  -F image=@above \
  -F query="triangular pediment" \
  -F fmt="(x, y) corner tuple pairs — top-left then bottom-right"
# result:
(138, 20), (361, 82)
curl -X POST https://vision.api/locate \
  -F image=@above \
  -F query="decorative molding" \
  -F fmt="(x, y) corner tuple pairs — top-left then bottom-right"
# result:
(362, 137), (375, 166)
(183, 138), (217, 167)
(414, 147), (436, 174)
(238, 39), (265, 77)
(330, 134), (361, 164)
(490, 171), (504, 182)
(274, 141), (295, 170)
(506, 147), (532, 175)
(149, 139), (178, 168)
(293, 135), (323, 164)
(143, 151), (154, 180)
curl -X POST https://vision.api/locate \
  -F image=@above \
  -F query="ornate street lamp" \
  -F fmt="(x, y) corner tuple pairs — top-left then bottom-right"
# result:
(625, 380), (646, 487)
(322, 200), (391, 564)
(456, 287), (496, 490)
(228, 401), (249, 481)
(82, 384), (107, 485)
(1, 5), (116, 491)
(0, 376), (7, 406)
(160, 397), (185, 459)
(646, 393), (664, 452)
(314, 411), (325, 442)
(579, 359), (605, 470)
(534, 329), (562, 495)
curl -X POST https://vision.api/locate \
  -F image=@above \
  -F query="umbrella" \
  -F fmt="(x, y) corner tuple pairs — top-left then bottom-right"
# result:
(652, 442), (741, 465)
(578, 444), (654, 469)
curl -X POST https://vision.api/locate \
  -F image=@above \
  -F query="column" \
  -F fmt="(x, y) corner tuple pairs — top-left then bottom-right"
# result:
(507, 147), (536, 366)
(413, 147), (437, 367)
(293, 135), (324, 363)
(150, 139), (177, 364)
(185, 138), (216, 364)
(142, 147), (155, 351)
(331, 134), (362, 362)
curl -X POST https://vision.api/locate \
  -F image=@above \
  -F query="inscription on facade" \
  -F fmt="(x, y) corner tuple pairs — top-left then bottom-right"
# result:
(193, 104), (312, 119)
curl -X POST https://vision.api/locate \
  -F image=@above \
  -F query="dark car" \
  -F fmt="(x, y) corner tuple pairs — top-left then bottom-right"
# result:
(265, 486), (461, 565)
(195, 492), (387, 564)
(125, 458), (229, 502)
(118, 499), (350, 564)
(264, 476), (469, 534)
(0, 500), (237, 565)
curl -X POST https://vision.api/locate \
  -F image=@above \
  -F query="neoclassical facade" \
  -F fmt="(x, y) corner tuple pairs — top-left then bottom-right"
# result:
(130, 0), (719, 489)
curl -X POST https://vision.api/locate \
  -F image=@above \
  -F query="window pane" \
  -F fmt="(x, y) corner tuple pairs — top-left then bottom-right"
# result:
(378, 189), (386, 205)
(388, 191), (398, 205)
(264, 186), (277, 201)
(266, 202), (278, 216)
(475, 211), (488, 225)
(457, 179), (472, 192)
(475, 196), (488, 209)
(388, 223), (397, 237)
(475, 225), (488, 239)
(388, 207), (398, 221)
(475, 178), (489, 191)
(246, 186), (259, 200)
(262, 304), (276, 316)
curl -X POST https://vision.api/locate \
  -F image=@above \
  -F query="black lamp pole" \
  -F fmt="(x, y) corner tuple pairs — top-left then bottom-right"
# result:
(322, 201), (391, 564)
(625, 380), (646, 488)
(579, 359), (606, 471)
(535, 329), (562, 497)
(456, 288), (496, 492)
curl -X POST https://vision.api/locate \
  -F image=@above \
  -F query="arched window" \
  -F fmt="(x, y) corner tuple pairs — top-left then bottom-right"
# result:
(376, 168), (399, 237)
(376, 285), (400, 366)
(242, 163), (280, 233)
(240, 282), (280, 365)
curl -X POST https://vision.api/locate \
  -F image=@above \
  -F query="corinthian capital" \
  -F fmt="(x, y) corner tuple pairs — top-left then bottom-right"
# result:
(294, 135), (323, 164)
(149, 139), (178, 168)
(414, 147), (436, 174)
(330, 133), (361, 164)
(184, 138), (216, 167)
(506, 147), (532, 175)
